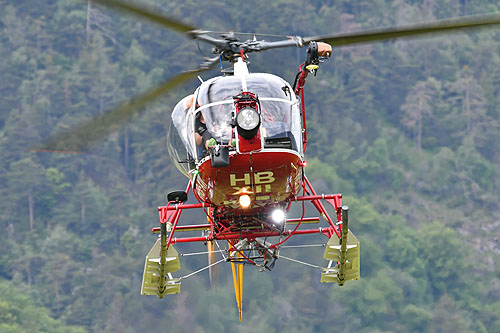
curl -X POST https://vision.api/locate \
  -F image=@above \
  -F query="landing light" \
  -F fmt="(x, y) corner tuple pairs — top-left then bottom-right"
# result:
(271, 209), (286, 224)
(236, 107), (260, 139)
(236, 107), (260, 131)
(239, 194), (251, 208)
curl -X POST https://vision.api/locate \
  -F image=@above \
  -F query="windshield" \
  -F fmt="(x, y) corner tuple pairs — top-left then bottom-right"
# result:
(197, 73), (301, 150)
(169, 73), (302, 171)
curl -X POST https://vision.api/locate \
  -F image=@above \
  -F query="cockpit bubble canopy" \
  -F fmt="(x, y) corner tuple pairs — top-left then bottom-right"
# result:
(167, 73), (302, 176)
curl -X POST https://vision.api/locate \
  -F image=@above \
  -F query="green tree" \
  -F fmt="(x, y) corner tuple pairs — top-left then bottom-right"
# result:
(447, 67), (490, 141)
(6, 157), (45, 233)
(0, 279), (85, 332)
(401, 77), (441, 152)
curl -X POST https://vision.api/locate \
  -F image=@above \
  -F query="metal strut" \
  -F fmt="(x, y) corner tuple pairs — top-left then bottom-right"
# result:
(321, 205), (360, 285)
(338, 206), (349, 285)
(158, 223), (168, 296)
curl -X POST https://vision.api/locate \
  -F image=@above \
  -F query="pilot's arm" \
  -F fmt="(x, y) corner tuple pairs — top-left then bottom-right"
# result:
(195, 113), (215, 152)
(195, 131), (203, 146)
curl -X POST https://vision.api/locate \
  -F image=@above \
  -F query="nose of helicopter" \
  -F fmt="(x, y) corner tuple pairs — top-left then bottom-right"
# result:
(195, 150), (304, 210)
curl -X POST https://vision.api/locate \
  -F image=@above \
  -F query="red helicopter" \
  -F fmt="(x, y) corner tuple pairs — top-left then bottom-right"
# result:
(148, 41), (353, 322)
(39, 0), (500, 321)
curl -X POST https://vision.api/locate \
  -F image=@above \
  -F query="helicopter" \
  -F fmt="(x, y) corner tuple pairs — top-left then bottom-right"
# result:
(38, 0), (500, 321)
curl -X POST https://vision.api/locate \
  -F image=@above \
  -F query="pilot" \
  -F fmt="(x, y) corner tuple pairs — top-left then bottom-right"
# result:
(195, 111), (216, 157)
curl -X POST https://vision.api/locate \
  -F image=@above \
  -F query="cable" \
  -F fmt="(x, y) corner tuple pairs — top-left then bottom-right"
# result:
(179, 249), (226, 257)
(280, 244), (326, 249)
(179, 258), (225, 280)
(214, 240), (228, 260)
(278, 255), (323, 270)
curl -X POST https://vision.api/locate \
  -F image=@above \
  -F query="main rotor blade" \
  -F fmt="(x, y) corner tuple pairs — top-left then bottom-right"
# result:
(90, 0), (197, 35)
(37, 59), (218, 152)
(303, 13), (500, 46)
(89, 0), (228, 48)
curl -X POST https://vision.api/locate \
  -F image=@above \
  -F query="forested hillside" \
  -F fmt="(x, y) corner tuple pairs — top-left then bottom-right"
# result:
(1, 0), (499, 332)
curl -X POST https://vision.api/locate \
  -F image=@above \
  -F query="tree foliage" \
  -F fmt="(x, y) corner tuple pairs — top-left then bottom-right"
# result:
(1, 0), (499, 331)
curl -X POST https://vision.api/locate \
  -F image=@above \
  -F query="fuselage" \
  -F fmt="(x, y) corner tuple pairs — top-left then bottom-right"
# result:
(195, 149), (303, 211)
(168, 61), (305, 223)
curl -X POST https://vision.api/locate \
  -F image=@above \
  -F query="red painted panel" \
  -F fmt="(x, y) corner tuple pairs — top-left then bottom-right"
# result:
(238, 130), (262, 152)
(195, 150), (303, 210)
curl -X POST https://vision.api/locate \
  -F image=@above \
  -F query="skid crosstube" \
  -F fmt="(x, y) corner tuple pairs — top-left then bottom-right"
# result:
(141, 181), (360, 304)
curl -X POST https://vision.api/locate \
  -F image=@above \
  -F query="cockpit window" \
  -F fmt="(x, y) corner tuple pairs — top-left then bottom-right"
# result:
(169, 73), (302, 173)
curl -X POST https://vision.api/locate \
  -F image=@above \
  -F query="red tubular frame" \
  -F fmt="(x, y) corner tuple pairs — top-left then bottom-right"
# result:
(169, 227), (334, 244)
(294, 62), (309, 152)
(156, 179), (342, 248)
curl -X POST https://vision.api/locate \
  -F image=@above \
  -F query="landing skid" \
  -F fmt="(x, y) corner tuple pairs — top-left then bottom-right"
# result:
(140, 179), (360, 320)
